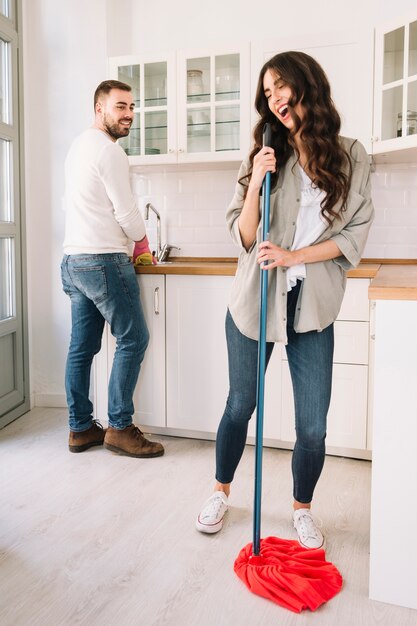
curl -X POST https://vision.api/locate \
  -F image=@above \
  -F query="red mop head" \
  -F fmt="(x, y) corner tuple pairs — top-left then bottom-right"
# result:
(234, 536), (343, 613)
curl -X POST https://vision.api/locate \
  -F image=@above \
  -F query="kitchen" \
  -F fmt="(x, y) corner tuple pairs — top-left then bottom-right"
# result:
(1, 0), (417, 624)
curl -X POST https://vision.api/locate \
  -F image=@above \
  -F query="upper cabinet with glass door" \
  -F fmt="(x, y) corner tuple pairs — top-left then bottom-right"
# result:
(108, 46), (250, 165)
(108, 53), (176, 165)
(176, 46), (250, 163)
(373, 12), (417, 162)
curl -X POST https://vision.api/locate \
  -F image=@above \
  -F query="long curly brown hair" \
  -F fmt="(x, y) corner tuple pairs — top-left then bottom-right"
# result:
(243, 51), (354, 223)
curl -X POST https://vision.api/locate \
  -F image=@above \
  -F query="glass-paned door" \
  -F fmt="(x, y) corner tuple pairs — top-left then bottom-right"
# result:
(377, 19), (417, 142)
(183, 53), (241, 156)
(177, 46), (249, 162)
(109, 55), (175, 163)
(0, 2), (29, 427)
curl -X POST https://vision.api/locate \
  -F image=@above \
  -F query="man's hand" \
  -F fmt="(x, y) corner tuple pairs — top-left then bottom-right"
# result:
(133, 236), (157, 265)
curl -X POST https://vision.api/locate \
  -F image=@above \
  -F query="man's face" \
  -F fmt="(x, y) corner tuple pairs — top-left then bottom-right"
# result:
(96, 89), (135, 140)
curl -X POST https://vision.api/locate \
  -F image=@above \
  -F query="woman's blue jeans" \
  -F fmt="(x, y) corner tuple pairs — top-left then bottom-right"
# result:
(216, 281), (334, 504)
(61, 253), (149, 432)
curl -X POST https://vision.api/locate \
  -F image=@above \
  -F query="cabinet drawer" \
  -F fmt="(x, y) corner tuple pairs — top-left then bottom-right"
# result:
(337, 278), (370, 321)
(282, 321), (369, 365)
(334, 321), (369, 365)
(280, 362), (368, 450)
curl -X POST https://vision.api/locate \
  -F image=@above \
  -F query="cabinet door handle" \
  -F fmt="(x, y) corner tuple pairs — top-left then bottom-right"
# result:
(154, 287), (160, 315)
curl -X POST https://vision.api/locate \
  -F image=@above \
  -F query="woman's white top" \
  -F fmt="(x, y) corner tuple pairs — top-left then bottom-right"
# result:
(286, 166), (327, 291)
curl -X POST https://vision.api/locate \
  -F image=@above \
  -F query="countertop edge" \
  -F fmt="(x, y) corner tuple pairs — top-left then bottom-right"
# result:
(135, 260), (381, 279)
(368, 265), (417, 301)
(135, 259), (417, 300)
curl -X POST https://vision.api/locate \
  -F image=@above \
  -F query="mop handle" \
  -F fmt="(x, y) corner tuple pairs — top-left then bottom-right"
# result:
(253, 123), (272, 556)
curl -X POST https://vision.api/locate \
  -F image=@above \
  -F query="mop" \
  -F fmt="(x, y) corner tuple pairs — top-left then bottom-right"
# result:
(233, 123), (343, 613)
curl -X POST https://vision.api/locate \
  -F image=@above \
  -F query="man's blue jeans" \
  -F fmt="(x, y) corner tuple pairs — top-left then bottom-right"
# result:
(61, 253), (149, 432)
(216, 281), (334, 504)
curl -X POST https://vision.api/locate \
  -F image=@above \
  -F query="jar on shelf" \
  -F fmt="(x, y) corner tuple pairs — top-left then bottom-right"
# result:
(396, 110), (417, 137)
(187, 70), (203, 97)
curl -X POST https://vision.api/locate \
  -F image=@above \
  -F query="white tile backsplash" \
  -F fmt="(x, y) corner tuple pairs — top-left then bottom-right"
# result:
(132, 161), (417, 260)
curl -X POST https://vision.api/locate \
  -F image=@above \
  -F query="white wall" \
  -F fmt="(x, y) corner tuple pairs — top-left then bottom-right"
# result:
(22, 0), (417, 406)
(23, 0), (107, 405)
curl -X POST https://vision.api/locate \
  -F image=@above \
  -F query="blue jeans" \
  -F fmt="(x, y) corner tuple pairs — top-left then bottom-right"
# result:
(216, 281), (334, 503)
(61, 253), (149, 432)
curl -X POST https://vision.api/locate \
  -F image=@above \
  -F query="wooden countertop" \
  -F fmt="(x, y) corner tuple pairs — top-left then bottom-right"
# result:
(136, 258), (417, 300)
(135, 258), (380, 279)
(369, 265), (417, 301)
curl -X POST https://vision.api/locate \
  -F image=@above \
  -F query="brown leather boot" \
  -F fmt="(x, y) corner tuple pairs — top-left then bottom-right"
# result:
(69, 421), (106, 453)
(104, 424), (164, 458)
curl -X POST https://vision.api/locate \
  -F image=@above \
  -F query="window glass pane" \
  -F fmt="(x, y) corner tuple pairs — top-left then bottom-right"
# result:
(187, 107), (210, 153)
(0, 0), (10, 19)
(144, 62), (167, 107)
(215, 54), (240, 102)
(118, 64), (140, 107)
(0, 237), (14, 321)
(187, 57), (210, 104)
(0, 37), (11, 123)
(0, 138), (12, 221)
(118, 111), (140, 156)
(383, 27), (404, 84)
(409, 21), (417, 77)
(382, 86), (403, 140)
(216, 105), (239, 152)
(145, 111), (166, 154)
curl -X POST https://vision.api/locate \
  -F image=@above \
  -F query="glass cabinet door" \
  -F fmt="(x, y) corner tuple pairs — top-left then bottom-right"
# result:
(112, 59), (169, 159)
(379, 19), (417, 142)
(181, 50), (246, 159)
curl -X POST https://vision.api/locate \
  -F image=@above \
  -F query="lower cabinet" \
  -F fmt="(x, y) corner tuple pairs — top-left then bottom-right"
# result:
(93, 274), (166, 428)
(94, 273), (372, 458)
(165, 275), (232, 434)
(280, 279), (372, 453)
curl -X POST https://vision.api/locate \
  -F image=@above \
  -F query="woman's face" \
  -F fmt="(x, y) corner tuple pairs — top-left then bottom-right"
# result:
(263, 68), (304, 131)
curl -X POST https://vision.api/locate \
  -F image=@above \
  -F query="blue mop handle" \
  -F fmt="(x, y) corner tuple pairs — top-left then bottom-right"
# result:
(253, 123), (272, 556)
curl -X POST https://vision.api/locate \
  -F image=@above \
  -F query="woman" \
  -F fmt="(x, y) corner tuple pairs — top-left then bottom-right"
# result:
(196, 51), (374, 549)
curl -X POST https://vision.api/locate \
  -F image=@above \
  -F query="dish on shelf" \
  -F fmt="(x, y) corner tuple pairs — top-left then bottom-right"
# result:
(125, 147), (161, 156)
(125, 147), (141, 156)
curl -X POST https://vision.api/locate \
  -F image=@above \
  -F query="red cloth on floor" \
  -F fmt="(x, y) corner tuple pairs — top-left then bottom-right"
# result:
(234, 536), (343, 612)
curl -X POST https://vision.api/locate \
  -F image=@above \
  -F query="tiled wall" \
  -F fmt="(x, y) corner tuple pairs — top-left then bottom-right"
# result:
(132, 162), (417, 260)
(366, 163), (417, 259)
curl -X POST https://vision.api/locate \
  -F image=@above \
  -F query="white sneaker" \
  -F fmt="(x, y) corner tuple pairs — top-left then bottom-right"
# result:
(293, 508), (324, 549)
(196, 492), (228, 534)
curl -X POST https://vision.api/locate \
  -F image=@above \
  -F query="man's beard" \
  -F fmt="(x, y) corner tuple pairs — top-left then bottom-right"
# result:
(103, 114), (131, 140)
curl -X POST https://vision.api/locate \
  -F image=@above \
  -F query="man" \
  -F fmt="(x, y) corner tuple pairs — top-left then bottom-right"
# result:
(61, 80), (164, 458)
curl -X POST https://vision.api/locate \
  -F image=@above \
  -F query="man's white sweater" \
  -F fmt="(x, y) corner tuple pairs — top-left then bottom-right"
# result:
(63, 128), (146, 255)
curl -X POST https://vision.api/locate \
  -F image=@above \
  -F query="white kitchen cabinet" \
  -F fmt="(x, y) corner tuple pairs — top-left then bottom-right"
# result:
(165, 275), (232, 434)
(251, 29), (374, 154)
(93, 274), (166, 428)
(280, 279), (372, 454)
(164, 275), (371, 456)
(108, 45), (250, 165)
(165, 274), (283, 441)
(95, 274), (372, 457)
(373, 11), (417, 163)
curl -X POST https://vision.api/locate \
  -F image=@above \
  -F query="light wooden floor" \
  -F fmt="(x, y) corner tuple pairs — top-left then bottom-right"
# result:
(1, 408), (416, 626)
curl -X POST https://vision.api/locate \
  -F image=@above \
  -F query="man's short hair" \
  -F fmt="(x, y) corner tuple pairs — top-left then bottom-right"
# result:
(94, 80), (132, 109)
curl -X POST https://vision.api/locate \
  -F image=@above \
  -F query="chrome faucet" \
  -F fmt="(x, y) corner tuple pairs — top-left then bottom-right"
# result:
(144, 202), (181, 262)
(159, 243), (181, 262)
(144, 202), (162, 261)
